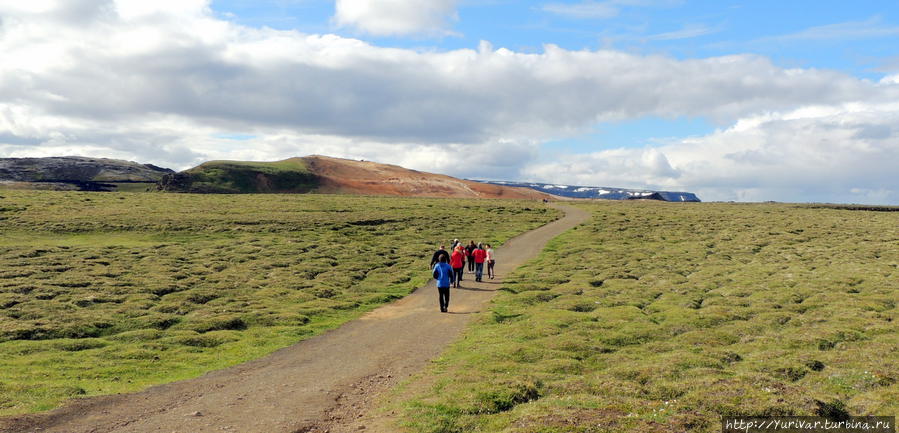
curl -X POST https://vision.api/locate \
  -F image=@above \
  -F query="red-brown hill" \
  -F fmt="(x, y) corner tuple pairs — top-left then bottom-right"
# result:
(157, 155), (553, 200)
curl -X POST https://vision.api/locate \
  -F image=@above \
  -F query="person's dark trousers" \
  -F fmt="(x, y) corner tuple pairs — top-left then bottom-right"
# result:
(452, 267), (464, 286)
(475, 262), (484, 281)
(438, 286), (450, 312)
(468, 256), (475, 272)
(487, 260), (495, 279)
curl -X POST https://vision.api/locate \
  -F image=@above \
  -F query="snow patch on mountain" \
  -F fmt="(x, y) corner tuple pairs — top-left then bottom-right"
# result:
(473, 180), (701, 202)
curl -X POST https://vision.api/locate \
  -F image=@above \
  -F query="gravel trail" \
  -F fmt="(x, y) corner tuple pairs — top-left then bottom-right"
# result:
(0, 204), (589, 433)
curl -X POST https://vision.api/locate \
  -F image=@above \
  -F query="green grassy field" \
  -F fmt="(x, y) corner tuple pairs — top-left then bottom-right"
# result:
(0, 190), (559, 415)
(387, 201), (898, 432)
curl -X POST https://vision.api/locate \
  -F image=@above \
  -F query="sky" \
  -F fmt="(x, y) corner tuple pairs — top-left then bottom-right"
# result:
(1, 1), (898, 204)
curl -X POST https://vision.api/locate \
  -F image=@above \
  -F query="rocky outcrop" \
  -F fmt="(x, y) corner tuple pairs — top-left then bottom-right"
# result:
(0, 156), (174, 191)
(0, 156), (173, 182)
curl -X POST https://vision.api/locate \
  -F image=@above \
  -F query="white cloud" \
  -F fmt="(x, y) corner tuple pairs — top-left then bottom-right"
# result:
(645, 24), (718, 41)
(542, 1), (620, 19)
(761, 17), (899, 42)
(115, 0), (209, 20)
(542, 0), (679, 19)
(0, 1), (58, 14)
(333, 0), (459, 36)
(1, 0), (898, 203)
(524, 100), (899, 204)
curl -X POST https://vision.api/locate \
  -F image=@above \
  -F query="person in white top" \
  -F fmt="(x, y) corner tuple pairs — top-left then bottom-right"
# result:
(485, 244), (496, 279)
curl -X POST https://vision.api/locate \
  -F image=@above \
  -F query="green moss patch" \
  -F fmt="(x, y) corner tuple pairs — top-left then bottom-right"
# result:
(389, 201), (898, 432)
(0, 190), (560, 415)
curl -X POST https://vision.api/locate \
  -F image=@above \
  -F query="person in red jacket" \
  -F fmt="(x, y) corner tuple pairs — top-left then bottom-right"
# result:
(472, 243), (488, 282)
(465, 240), (477, 273)
(450, 245), (465, 288)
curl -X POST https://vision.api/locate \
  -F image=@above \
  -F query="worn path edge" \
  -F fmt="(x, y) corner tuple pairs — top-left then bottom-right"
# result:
(0, 203), (590, 433)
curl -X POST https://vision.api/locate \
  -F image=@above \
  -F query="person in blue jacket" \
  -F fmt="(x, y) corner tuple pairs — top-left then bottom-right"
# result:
(432, 255), (455, 313)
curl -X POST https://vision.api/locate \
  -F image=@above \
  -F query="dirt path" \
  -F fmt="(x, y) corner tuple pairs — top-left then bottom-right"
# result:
(1, 204), (590, 433)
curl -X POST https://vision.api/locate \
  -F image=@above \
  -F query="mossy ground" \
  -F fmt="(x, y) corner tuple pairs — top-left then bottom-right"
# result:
(387, 201), (898, 432)
(0, 190), (559, 415)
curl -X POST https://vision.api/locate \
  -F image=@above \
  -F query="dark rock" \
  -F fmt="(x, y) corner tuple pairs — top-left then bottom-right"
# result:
(0, 156), (174, 191)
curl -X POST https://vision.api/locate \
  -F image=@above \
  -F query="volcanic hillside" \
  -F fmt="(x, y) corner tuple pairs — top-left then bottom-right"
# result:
(158, 155), (554, 199)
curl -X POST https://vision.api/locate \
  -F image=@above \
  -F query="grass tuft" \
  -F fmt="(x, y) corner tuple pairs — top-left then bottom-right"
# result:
(386, 201), (898, 432)
(0, 190), (560, 415)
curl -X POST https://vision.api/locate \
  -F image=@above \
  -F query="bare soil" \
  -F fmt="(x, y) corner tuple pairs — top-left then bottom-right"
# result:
(0, 204), (589, 433)
(306, 155), (555, 200)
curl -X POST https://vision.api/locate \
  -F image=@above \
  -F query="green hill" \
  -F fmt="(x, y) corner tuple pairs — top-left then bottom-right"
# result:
(154, 155), (553, 199)
(156, 158), (318, 193)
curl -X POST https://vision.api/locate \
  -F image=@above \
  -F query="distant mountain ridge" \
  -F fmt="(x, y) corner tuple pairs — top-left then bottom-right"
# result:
(0, 156), (174, 191)
(478, 180), (701, 202)
(1, 155), (699, 202)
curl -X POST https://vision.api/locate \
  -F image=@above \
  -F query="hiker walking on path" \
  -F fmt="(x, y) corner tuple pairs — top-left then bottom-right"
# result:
(432, 255), (454, 312)
(429, 245), (450, 269)
(0, 205), (590, 433)
(450, 245), (465, 287)
(472, 243), (487, 282)
(485, 243), (496, 279)
(465, 240), (477, 273)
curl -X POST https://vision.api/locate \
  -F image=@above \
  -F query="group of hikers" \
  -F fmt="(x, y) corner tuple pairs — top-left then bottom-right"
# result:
(429, 240), (495, 313)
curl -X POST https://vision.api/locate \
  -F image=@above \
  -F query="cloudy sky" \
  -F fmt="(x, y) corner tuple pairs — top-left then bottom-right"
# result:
(1, 0), (897, 203)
